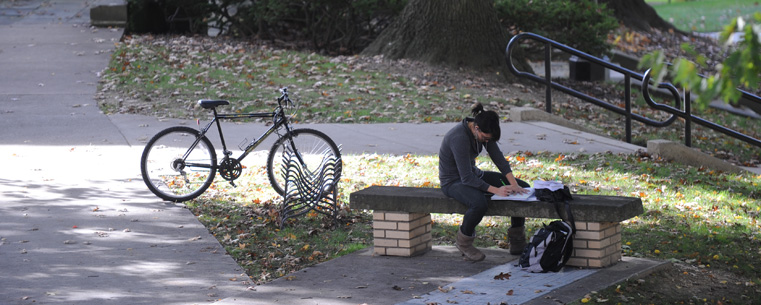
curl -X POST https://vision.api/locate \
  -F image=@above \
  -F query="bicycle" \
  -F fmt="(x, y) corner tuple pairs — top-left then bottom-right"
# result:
(140, 88), (341, 202)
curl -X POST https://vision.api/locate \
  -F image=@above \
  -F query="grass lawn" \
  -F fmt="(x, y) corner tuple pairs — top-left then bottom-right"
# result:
(646, 0), (761, 32)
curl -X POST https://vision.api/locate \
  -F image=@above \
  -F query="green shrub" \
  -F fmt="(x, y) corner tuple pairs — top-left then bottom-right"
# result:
(207, 0), (407, 54)
(496, 0), (618, 56)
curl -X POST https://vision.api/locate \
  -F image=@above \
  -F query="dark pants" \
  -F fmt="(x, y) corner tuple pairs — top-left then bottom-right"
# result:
(442, 171), (529, 236)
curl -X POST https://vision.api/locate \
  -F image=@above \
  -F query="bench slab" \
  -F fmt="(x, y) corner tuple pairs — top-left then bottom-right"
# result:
(350, 186), (644, 268)
(350, 186), (644, 222)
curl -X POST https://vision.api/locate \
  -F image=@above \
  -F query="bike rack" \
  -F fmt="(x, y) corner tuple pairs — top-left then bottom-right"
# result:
(279, 146), (343, 228)
(506, 32), (761, 149)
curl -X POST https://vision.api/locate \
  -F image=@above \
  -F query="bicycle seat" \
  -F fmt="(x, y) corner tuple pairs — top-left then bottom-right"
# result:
(198, 99), (230, 109)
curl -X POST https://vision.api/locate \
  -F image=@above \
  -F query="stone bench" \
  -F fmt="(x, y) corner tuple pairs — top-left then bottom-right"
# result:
(350, 186), (644, 268)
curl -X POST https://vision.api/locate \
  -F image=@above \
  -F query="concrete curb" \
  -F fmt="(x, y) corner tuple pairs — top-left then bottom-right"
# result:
(647, 139), (747, 174)
(523, 257), (671, 305)
(511, 107), (759, 175)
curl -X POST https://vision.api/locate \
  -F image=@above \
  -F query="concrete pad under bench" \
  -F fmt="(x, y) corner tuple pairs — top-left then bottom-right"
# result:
(350, 186), (644, 268)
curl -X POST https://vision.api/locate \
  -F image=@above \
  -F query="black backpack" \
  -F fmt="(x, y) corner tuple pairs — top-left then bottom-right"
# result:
(518, 186), (575, 273)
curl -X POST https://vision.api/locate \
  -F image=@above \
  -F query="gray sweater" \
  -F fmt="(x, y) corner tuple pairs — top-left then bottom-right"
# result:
(438, 119), (513, 191)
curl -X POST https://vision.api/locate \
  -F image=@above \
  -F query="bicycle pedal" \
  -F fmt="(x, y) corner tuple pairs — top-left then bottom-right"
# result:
(229, 181), (237, 188)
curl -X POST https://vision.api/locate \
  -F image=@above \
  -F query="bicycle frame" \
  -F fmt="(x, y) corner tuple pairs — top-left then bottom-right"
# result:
(196, 106), (292, 164)
(181, 89), (299, 175)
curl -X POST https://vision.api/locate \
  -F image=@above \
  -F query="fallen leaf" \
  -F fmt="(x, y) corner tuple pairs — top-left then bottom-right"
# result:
(494, 272), (511, 280)
(563, 139), (579, 145)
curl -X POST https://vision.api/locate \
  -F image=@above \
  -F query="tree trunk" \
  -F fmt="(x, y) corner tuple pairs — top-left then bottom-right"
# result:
(599, 0), (681, 33)
(362, 0), (530, 80)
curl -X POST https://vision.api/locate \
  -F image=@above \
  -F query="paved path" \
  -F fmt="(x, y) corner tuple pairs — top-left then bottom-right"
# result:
(0, 1), (247, 304)
(213, 248), (661, 305)
(107, 113), (644, 156)
(0, 1), (664, 305)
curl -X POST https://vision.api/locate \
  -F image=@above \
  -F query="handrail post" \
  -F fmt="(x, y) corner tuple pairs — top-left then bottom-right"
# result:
(544, 42), (552, 113)
(684, 90), (692, 147)
(625, 75), (632, 143)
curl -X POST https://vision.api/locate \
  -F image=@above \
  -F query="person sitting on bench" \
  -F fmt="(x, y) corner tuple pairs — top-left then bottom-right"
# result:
(438, 103), (530, 261)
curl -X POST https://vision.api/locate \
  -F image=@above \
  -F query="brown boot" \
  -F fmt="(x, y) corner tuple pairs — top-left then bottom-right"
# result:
(456, 229), (485, 262)
(508, 226), (527, 255)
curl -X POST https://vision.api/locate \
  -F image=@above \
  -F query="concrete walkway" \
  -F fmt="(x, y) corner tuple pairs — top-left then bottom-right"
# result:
(213, 248), (662, 305)
(1, 1), (247, 304)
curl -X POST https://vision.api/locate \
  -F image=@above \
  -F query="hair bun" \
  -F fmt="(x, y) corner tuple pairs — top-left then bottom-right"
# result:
(470, 102), (484, 116)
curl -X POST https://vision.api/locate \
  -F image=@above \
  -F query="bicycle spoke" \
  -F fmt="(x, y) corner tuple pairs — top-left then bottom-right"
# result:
(141, 127), (217, 202)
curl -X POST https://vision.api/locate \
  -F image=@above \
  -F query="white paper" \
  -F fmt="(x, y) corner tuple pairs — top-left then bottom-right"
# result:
(533, 180), (564, 191)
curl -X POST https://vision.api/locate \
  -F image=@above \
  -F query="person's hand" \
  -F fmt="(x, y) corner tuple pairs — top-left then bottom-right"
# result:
(492, 186), (509, 197)
(491, 184), (527, 197)
(504, 184), (528, 195)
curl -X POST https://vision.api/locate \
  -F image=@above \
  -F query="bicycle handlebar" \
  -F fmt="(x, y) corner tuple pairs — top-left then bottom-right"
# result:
(277, 87), (294, 109)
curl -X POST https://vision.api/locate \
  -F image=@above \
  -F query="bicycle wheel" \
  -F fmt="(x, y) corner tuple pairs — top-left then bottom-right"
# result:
(140, 126), (217, 202)
(267, 128), (341, 196)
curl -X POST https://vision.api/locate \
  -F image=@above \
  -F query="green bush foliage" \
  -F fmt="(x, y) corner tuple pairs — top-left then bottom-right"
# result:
(207, 0), (407, 54)
(496, 0), (618, 56)
(126, 0), (405, 54)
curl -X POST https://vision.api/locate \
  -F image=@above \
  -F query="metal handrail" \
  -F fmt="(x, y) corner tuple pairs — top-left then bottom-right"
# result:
(506, 32), (681, 144)
(642, 69), (761, 148)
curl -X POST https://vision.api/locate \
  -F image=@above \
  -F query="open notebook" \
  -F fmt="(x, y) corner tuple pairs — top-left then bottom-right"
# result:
(491, 187), (537, 201)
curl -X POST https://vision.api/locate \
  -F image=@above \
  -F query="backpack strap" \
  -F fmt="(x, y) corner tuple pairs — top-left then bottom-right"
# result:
(552, 198), (576, 234)
(564, 199), (576, 234)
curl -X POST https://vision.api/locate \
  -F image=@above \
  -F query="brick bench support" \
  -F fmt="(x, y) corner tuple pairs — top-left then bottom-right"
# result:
(350, 186), (643, 269)
(372, 211), (432, 256)
(569, 221), (622, 268)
